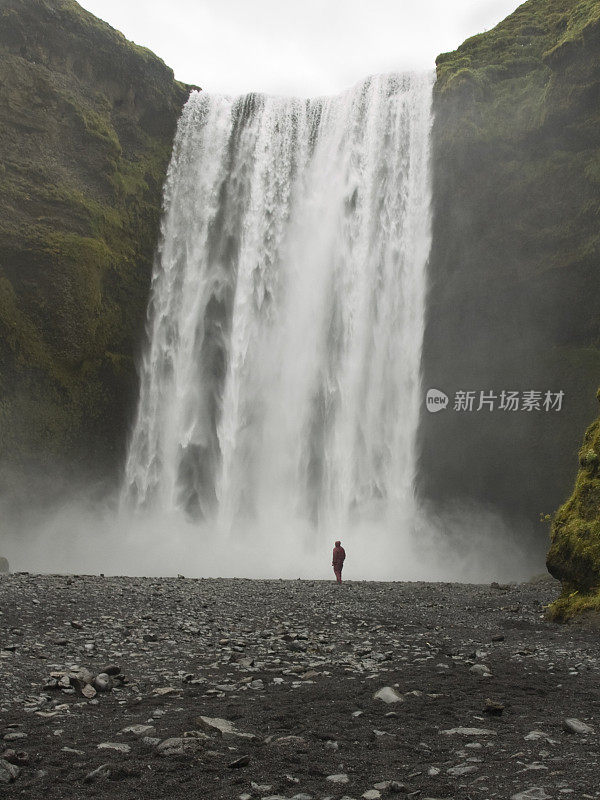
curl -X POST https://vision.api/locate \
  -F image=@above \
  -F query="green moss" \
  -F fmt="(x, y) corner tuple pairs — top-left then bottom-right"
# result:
(546, 587), (600, 621)
(546, 391), (600, 616)
(0, 0), (193, 482)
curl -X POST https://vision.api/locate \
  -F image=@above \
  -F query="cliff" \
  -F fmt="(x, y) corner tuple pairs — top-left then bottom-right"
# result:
(419, 0), (600, 544)
(0, 0), (192, 494)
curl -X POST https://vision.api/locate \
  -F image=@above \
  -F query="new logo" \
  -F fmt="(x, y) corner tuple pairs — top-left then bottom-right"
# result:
(426, 388), (449, 413)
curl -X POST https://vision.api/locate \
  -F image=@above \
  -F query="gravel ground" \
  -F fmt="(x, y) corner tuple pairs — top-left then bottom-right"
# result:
(0, 573), (599, 800)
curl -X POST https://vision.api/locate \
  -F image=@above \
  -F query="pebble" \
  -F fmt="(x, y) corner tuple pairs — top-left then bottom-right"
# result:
(157, 737), (207, 756)
(0, 758), (20, 783)
(510, 790), (552, 800)
(0, 573), (597, 797)
(84, 764), (111, 782)
(121, 724), (156, 736)
(440, 727), (496, 736)
(563, 718), (594, 735)
(327, 774), (350, 783)
(373, 686), (403, 704)
(228, 755), (251, 768)
(97, 742), (131, 753)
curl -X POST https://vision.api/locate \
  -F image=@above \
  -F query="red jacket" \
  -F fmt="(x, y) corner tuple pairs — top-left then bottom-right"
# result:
(332, 545), (346, 568)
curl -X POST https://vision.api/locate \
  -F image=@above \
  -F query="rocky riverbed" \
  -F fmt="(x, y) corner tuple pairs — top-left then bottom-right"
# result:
(0, 573), (598, 799)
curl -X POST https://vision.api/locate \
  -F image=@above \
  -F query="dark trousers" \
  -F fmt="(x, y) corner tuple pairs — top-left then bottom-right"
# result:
(333, 566), (343, 583)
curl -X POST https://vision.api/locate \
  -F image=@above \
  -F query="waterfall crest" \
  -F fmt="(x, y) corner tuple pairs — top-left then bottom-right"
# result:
(123, 72), (433, 543)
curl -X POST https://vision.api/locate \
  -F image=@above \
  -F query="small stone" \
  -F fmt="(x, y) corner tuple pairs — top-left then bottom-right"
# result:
(0, 758), (19, 784)
(374, 781), (402, 791)
(84, 764), (111, 782)
(510, 790), (552, 800)
(227, 754), (250, 768)
(470, 664), (492, 677)
(97, 742), (131, 754)
(1, 750), (29, 766)
(3, 732), (27, 742)
(82, 684), (97, 699)
(121, 724), (156, 737)
(251, 782), (273, 793)
(362, 791), (381, 799)
(484, 698), (505, 715)
(157, 736), (207, 756)
(326, 774), (350, 784)
(198, 716), (254, 739)
(373, 686), (403, 704)
(76, 668), (95, 685)
(93, 674), (111, 692)
(440, 727), (496, 736)
(563, 718), (594, 735)
(448, 764), (479, 775)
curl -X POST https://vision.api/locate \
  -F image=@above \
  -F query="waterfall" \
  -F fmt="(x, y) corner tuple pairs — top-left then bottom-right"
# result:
(123, 72), (433, 549)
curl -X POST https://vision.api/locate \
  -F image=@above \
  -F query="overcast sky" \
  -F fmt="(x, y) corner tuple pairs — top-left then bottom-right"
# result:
(78, 0), (521, 96)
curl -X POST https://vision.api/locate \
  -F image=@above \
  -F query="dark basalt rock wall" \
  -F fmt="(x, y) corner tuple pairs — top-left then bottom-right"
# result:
(0, 0), (194, 494)
(419, 0), (600, 539)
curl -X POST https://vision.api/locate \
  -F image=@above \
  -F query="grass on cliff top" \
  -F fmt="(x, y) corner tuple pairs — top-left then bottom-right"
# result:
(49, 0), (172, 71)
(435, 0), (596, 92)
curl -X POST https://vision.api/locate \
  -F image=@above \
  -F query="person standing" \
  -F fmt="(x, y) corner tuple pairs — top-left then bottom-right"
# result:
(332, 540), (346, 583)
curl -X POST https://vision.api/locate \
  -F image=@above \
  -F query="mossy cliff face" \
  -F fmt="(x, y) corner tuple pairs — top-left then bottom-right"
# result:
(420, 0), (600, 538)
(546, 393), (600, 620)
(0, 0), (192, 491)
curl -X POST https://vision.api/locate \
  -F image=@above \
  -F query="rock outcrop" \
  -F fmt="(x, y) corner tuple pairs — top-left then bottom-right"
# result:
(0, 0), (193, 495)
(547, 391), (600, 619)
(420, 0), (600, 536)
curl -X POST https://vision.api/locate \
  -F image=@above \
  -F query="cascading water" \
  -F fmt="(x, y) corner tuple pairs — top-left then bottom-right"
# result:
(123, 72), (434, 570)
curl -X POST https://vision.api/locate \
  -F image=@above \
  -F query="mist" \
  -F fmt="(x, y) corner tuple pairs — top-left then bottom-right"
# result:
(1, 484), (545, 583)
